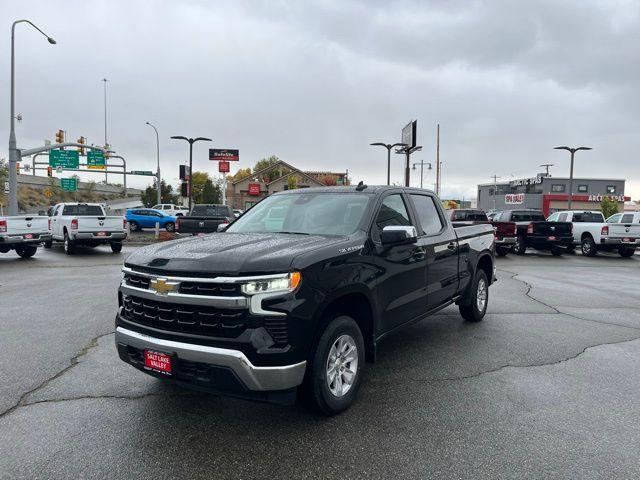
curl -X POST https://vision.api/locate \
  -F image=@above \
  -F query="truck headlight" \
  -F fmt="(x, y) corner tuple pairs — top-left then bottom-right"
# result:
(241, 272), (301, 295)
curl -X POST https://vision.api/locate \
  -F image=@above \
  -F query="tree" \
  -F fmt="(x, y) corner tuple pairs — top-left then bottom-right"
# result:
(600, 196), (619, 219)
(227, 167), (252, 183)
(199, 178), (222, 204)
(254, 155), (284, 182)
(287, 175), (297, 190)
(140, 180), (179, 207)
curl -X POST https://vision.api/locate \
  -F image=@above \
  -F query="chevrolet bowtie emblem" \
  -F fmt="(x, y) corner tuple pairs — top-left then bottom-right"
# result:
(150, 278), (178, 295)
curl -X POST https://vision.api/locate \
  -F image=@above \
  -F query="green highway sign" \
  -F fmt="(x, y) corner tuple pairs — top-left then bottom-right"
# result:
(87, 150), (106, 170)
(130, 170), (155, 176)
(49, 150), (79, 169)
(60, 178), (78, 192)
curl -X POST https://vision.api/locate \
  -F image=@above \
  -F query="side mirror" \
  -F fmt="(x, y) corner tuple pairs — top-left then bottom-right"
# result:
(381, 226), (417, 245)
(217, 223), (229, 232)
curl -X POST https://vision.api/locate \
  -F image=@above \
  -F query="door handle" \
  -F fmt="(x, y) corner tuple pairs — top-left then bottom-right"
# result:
(446, 242), (457, 251)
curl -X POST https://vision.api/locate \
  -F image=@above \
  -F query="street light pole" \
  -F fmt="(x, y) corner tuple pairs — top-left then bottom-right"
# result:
(553, 146), (592, 210)
(146, 122), (161, 238)
(412, 161), (432, 189)
(8, 20), (56, 215)
(170, 136), (212, 211)
(370, 142), (407, 185)
(102, 78), (108, 184)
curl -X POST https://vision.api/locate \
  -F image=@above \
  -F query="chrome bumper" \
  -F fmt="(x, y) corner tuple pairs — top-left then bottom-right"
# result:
(0, 233), (52, 245)
(602, 238), (640, 246)
(495, 237), (516, 245)
(73, 231), (127, 241)
(115, 327), (306, 391)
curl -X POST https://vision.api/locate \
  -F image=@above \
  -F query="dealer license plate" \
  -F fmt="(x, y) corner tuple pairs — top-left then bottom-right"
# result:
(96, 231), (107, 237)
(548, 236), (556, 241)
(23, 233), (33, 239)
(144, 350), (172, 374)
(623, 237), (631, 242)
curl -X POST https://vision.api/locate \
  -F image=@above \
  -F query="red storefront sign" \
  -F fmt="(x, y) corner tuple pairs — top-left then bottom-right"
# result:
(218, 161), (230, 173)
(542, 194), (631, 217)
(248, 183), (261, 195)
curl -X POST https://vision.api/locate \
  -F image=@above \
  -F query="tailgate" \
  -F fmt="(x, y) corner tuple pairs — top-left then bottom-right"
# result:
(178, 217), (225, 232)
(533, 221), (572, 236)
(4, 216), (49, 235)
(492, 221), (516, 237)
(78, 216), (123, 232)
(608, 224), (640, 239)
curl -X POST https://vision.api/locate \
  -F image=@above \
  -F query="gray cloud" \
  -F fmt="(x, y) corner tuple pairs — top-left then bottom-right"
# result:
(2, 0), (639, 200)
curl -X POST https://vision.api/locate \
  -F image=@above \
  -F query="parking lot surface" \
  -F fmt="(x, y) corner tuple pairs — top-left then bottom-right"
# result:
(1, 246), (639, 479)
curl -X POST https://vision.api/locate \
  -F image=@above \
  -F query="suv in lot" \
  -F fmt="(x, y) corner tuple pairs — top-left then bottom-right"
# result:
(126, 209), (177, 232)
(548, 210), (640, 257)
(493, 209), (573, 256)
(151, 204), (189, 217)
(115, 186), (495, 414)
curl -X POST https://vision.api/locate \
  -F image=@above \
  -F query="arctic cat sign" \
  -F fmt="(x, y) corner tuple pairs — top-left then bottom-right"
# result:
(510, 176), (543, 187)
(588, 194), (625, 202)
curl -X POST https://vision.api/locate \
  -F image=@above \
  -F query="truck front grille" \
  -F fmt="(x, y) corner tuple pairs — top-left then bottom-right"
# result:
(123, 272), (241, 297)
(121, 295), (247, 338)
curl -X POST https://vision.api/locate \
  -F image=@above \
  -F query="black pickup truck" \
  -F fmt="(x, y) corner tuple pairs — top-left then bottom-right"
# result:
(493, 209), (573, 256)
(175, 204), (235, 235)
(115, 186), (495, 414)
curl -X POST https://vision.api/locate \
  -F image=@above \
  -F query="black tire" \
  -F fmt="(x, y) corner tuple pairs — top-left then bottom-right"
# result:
(496, 246), (510, 257)
(550, 246), (563, 256)
(128, 221), (139, 232)
(581, 236), (597, 257)
(459, 269), (489, 322)
(165, 222), (175, 232)
(513, 236), (527, 256)
(15, 245), (38, 258)
(110, 242), (123, 254)
(63, 232), (75, 255)
(619, 247), (636, 258)
(43, 240), (53, 249)
(306, 315), (365, 416)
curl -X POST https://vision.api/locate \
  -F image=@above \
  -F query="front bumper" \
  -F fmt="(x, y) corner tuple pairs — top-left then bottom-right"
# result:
(0, 233), (52, 245)
(602, 238), (640, 247)
(115, 326), (306, 392)
(72, 231), (127, 241)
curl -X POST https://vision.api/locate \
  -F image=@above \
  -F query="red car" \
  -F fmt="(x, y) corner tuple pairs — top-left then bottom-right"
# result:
(449, 209), (517, 256)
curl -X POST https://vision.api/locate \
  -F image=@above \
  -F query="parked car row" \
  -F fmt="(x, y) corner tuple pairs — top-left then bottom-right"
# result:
(450, 208), (640, 258)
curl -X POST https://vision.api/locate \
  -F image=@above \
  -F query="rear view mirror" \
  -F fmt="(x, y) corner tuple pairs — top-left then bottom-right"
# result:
(381, 226), (417, 245)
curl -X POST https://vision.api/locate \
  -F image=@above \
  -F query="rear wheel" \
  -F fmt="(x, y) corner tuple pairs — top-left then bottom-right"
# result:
(110, 242), (123, 254)
(128, 221), (139, 232)
(513, 236), (527, 255)
(581, 236), (597, 257)
(550, 246), (563, 256)
(63, 233), (75, 255)
(619, 247), (636, 258)
(306, 315), (365, 416)
(459, 269), (489, 322)
(43, 240), (52, 249)
(165, 222), (175, 232)
(15, 245), (37, 258)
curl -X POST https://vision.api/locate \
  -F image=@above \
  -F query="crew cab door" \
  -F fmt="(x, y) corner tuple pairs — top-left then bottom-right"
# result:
(407, 193), (460, 310)
(371, 192), (428, 333)
(51, 205), (62, 238)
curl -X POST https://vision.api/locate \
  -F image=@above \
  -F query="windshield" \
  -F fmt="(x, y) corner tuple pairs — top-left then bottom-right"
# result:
(227, 192), (371, 235)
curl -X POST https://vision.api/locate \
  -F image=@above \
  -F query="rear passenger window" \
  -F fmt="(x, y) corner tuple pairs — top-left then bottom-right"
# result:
(558, 213), (568, 222)
(410, 194), (444, 235)
(621, 214), (634, 223)
(375, 195), (411, 232)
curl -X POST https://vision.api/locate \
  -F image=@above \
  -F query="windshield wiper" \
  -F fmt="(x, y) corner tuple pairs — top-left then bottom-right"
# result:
(277, 231), (311, 235)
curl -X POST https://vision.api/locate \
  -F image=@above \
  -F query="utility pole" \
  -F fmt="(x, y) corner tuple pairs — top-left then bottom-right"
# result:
(8, 20), (56, 215)
(539, 163), (554, 176)
(553, 146), (592, 210)
(435, 124), (441, 196)
(490, 175), (501, 211)
(102, 78), (108, 184)
(170, 136), (212, 211)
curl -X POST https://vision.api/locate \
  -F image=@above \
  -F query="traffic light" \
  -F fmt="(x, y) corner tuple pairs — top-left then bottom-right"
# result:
(55, 129), (65, 144)
(16, 163), (21, 174)
(77, 136), (86, 156)
(47, 166), (53, 177)
(104, 143), (110, 159)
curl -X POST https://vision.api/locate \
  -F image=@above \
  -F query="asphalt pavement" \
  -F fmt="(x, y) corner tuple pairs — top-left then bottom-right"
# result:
(1, 245), (639, 479)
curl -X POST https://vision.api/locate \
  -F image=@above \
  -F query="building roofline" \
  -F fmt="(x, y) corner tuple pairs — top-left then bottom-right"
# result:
(478, 177), (627, 187)
(231, 159), (300, 185)
(266, 169), (327, 186)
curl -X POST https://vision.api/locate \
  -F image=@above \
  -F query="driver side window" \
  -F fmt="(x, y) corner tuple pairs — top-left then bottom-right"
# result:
(375, 194), (411, 234)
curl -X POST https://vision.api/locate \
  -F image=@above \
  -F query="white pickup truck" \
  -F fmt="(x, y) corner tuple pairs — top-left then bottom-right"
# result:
(547, 210), (640, 257)
(0, 215), (52, 258)
(48, 203), (127, 254)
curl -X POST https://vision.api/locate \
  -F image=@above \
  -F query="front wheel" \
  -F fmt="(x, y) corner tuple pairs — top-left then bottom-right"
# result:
(513, 236), (527, 255)
(63, 233), (75, 255)
(128, 221), (139, 232)
(110, 242), (123, 254)
(165, 222), (175, 232)
(459, 269), (489, 322)
(581, 236), (597, 257)
(306, 315), (365, 416)
(15, 245), (38, 258)
(619, 247), (636, 258)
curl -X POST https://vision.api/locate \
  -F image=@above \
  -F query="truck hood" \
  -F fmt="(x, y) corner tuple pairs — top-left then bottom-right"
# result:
(125, 232), (347, 275)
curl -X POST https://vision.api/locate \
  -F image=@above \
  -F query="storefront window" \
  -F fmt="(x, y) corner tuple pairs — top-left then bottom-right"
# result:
(578, 185), (588, 192)
(551, 184), (565, 192)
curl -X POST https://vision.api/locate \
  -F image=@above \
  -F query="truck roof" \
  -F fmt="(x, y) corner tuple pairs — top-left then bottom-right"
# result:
(273, 185), (437, 195)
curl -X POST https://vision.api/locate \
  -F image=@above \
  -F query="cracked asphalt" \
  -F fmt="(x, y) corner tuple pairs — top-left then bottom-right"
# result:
(1, 245), (639, 479)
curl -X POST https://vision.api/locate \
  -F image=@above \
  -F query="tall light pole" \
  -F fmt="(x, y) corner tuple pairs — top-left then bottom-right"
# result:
(170, 136), (212, 211)
(8, 20), (56, 215)
(412, 160), (432, 189)
(553, 146), (592, 210)
(490, 174), (501, 211)
(370, 142), (407, 185)
(146, 122), (161, 237)
(102, 78), (108, 183)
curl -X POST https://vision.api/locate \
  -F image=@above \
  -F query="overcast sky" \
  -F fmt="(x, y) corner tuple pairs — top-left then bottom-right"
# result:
(2, 0), (639, 200)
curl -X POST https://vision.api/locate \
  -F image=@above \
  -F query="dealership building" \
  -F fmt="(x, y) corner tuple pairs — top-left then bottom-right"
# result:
(477, 174), (629, 216)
